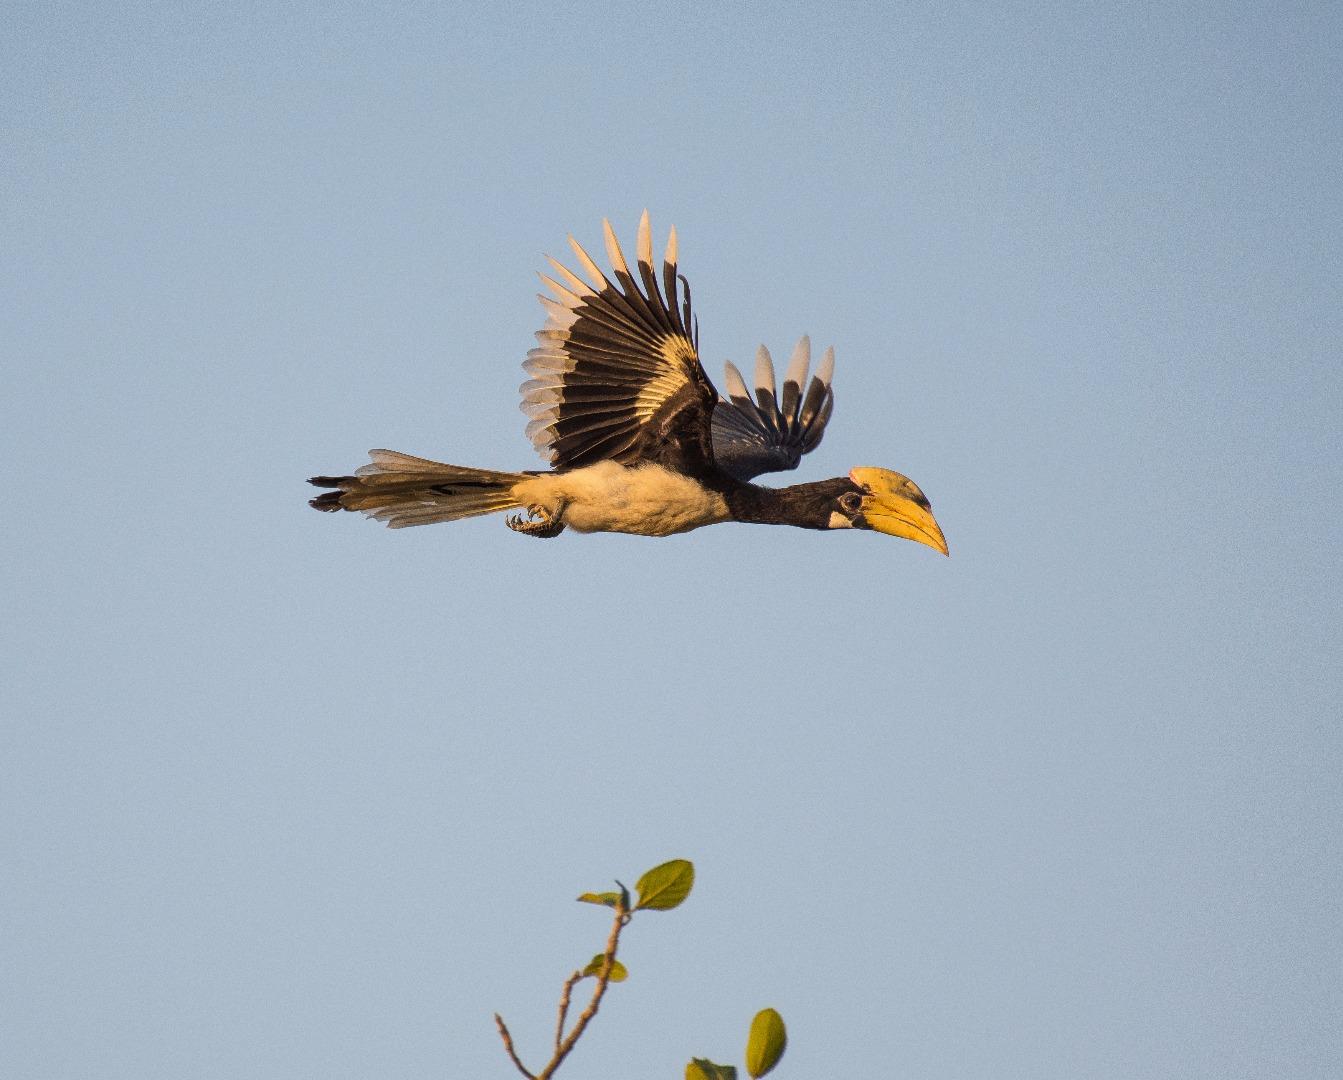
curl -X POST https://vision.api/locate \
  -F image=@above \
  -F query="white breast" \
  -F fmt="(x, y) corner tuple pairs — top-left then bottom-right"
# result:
(510, 462), (730, 537)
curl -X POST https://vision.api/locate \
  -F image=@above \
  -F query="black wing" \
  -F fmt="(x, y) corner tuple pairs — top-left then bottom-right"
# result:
(520, 212), (720, 477)
(710, 336), (835, 481)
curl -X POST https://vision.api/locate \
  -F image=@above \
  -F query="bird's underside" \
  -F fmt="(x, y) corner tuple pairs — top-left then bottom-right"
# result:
(309, 212), (948, 555)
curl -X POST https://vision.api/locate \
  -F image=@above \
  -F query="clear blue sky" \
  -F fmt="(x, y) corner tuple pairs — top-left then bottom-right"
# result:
(4, 2), (1340, 1077)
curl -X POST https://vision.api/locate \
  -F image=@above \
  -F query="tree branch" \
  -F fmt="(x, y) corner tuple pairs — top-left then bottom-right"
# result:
(493, 1013), (536, 1080)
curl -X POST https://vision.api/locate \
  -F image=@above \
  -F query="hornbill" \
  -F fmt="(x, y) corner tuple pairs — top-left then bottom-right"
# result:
(309, 213), (948, 555)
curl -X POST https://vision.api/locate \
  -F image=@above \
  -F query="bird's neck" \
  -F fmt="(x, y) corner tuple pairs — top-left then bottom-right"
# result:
(723, 478), (849, 529)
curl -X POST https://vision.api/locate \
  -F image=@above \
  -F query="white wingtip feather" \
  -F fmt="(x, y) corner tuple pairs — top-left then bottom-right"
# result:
(637, 210), (652, 267)
(538, 294), (578, 329)
(723, 361), (750, 399)
(567, 235), (608, 290)
(537, 272), (580, 308)
(785, 335), (811, 387)
(753, 344), (776, 392)
(665, 225), (678, 267)
(817, 345), (835, 386)
(546, 256), (595, 297)
(602, 219), (629, 275)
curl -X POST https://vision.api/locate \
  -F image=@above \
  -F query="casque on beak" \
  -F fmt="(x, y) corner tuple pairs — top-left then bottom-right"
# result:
(849, 467), (949, 555)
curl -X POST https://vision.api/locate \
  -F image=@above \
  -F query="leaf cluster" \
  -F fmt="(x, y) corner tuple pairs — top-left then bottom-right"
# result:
(494, 860), (788, 1078)
(576, 857), (696, 914)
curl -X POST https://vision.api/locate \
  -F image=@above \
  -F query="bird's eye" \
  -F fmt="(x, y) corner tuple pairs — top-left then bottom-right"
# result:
(839, 492), (862, 514)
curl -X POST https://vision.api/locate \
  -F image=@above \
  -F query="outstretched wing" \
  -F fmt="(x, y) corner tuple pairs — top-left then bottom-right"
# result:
(710, 336), (836, 481)
(521, 212), (720, 476)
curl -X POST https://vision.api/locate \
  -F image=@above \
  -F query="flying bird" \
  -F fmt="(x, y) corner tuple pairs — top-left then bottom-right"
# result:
(309, 213), (947, 554)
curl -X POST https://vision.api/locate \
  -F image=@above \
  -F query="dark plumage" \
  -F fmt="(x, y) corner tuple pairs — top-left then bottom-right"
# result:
(711, 338), (834, 481)
(721, 477), (857, 529)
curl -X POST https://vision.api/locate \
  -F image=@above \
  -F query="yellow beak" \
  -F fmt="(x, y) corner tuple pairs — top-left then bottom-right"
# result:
(849, 467), (949, 556)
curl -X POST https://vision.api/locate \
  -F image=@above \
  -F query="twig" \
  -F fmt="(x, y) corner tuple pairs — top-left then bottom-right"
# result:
(554, 970), (582, 1052)
(494, 1013), (536, 1080)
(539, 904), (628, 1079)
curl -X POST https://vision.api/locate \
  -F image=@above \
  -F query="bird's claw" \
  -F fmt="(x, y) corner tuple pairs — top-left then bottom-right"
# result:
(506, 504), (566, 538)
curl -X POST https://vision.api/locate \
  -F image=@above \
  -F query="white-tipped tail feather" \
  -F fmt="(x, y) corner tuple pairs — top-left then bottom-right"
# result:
(308, 450), (528, 529)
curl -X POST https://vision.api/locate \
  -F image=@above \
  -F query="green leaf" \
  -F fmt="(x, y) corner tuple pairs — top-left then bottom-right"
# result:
(633, 859), (695, 911)
(581, 954), (628, 982)
(687, 1059), (737, 1080)
(576, 892), (622, 907)
(745, 1008), (787, 1079)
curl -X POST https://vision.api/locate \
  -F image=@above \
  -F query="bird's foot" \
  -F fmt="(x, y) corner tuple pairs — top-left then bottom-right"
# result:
(506, 504), (566, 538)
